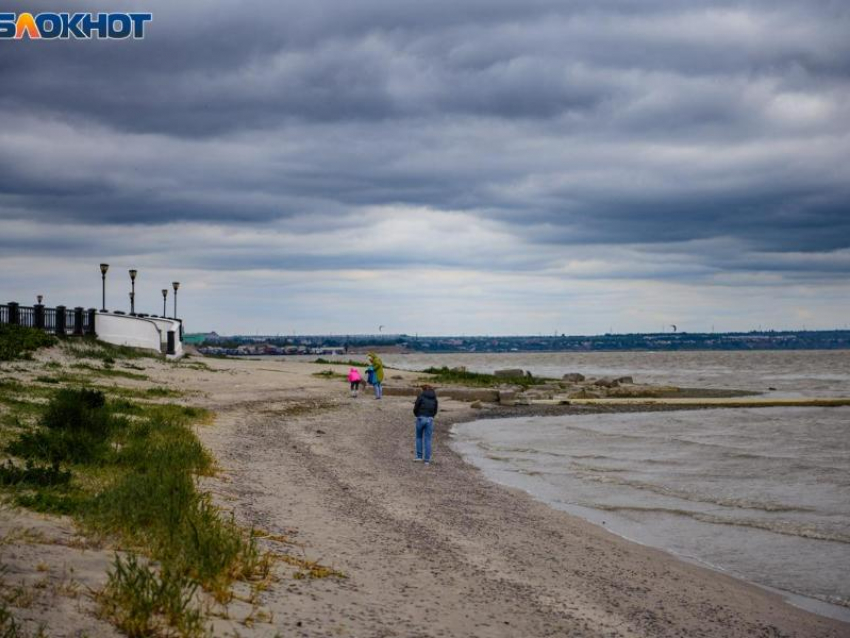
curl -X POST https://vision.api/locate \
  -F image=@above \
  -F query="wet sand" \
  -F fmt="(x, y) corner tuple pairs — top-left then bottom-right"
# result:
(2, 354), (849, 637)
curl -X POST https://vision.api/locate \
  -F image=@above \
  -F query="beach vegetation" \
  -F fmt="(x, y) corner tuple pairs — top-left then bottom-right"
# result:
(421, 366), (548, 388)
(278, 555), (346, 580)
(61, 338), (159, 362)
(312, 358), (369, 367)
(0, 325), (56, 362)
(0, 381), (269, 636)
(312, 369), (347, 380)
(6, 388), (125, 465)
(97, 553), (205, 638)
(0, 459), (72, 488)
(0, 600), (47, 638)
(69, 363), (150, 381)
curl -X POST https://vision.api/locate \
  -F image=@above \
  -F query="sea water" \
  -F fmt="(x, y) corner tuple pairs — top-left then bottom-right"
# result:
(383, 350), (850, 620)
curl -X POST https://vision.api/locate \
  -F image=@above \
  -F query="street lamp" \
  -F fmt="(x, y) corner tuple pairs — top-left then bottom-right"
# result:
(37, 295), (43, 305)
(99, 263), (109, 311)
(161, 289), (168, 317)
(172, 282), (180, 319)
(129, 269), (138, 315)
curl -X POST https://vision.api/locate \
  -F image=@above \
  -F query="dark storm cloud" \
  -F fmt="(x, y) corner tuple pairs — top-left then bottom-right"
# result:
(1, 0), (849, 282)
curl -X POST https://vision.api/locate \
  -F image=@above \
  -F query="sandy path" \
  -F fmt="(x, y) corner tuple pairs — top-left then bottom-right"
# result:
(193, 360), (850, 638)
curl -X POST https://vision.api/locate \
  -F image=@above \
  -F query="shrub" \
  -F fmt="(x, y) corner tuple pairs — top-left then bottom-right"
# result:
(422, 366), (544, 388)
(0, 325), (56, 361)
(0, 459), (71, 487)
(6, 388), (125, 464)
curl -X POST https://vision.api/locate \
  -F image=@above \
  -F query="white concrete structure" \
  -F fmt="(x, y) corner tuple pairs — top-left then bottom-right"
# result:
(94, 313), (184, 358)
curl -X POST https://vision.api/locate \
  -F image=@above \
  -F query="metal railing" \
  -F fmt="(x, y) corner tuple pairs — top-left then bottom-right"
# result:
(2, 301), (182, 346)
(0, 302), (97, 337)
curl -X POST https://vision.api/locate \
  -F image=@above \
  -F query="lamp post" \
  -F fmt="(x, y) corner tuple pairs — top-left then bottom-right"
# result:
(161, 289), (168, 317)
(129, 269), (137, 315)
(172, 282), (180, 319)
(99, 263), (109, 311)
(37, 295), (43, 305)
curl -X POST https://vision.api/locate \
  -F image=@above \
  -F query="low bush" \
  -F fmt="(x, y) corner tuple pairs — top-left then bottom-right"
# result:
(0, 325), (56, 361)
(0, 459), (71, 487)
(2, 383), (265, 635)
(7, 388), (126, 464)
(422, 366), (545, 388)
(312, 369), (347, 380)
(313, 357), (369, 367)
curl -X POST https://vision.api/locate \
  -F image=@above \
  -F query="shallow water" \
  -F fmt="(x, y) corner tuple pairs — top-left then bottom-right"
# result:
(382, 349), (850, 397)
(380, 350), (850, 620)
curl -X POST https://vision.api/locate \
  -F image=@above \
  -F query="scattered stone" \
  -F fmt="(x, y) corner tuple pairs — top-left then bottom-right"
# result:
(595, 378), (620, 388)
(562, 373), (585, 383)
(494, 368), (525, 378)
(535, 383), (562, 392)
(569, 389), (602, 399)
(616, 376), (634, 384)
(470, 401), (483, 409)
(440, 388), (500, 403)
(498, 390), (517, 404)
(382, 386), (420, 397)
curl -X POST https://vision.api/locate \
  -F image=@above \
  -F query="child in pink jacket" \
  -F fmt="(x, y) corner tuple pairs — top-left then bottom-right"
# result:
(347, 368), (363, 398)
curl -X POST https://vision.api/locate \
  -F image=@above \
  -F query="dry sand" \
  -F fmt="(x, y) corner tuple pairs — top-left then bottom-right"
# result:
(2, 353), (849, 637)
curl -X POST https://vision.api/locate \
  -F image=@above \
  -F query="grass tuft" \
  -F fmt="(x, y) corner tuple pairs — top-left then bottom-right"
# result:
(97, 553), (205, 638)
(312, 358), (369, 367)
(312, 369), (347, 380)
(6, 388), (126, 465)
(61, 338), (158, 362)
(0, 325), (56, 362)
(0, 459), (71, 487)
(1, 382), (263, 636)
(421, 366), (546, 388)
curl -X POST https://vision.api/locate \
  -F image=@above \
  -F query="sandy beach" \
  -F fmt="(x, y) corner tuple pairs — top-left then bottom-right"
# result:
(2, 353), (849, 637)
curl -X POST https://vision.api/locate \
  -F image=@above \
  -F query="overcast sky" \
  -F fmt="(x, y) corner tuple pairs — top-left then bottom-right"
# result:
(1, 1), (848, 335)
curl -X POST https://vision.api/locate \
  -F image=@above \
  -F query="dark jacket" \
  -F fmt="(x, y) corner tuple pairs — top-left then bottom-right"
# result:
(414, 388), (438, 417)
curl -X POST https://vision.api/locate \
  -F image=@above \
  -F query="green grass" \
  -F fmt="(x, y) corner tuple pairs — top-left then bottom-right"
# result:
(97, 554), (204, 637)
(0, 459), (71, 488)
(0, 325), (56, 362)
(70, 363), (150, 381)
(0, 599), (47, 637)
(1, 384), (267, 636)
(61, 338), (159, 362)
(6, 388), (126, 465)
(312, 358), (370, 367)
(421, 366), (549, 388)
(312, 369), (348, 380)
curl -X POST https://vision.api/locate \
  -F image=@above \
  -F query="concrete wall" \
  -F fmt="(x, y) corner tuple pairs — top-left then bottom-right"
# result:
(147, 317), (184, 358)
(95, 313), (183, 358)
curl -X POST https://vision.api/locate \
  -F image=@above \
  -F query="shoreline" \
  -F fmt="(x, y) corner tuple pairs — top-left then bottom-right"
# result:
(448, 408), (850, 624)
(2, 353), (849, 637)
(194, 358), (849, 637)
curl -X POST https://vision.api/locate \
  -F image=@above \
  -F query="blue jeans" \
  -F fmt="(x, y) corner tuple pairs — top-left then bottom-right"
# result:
(374, 382), (382, 399)
(415, 416), (434, 461)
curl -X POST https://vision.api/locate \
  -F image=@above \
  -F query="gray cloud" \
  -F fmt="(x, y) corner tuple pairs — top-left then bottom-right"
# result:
(1, 0), (849, 332)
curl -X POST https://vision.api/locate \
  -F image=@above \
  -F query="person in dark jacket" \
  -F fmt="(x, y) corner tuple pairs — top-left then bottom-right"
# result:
(413, 385), (438, 464)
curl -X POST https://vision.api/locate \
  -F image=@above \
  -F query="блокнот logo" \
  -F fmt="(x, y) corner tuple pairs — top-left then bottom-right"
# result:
(0, 13), (152, 40)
